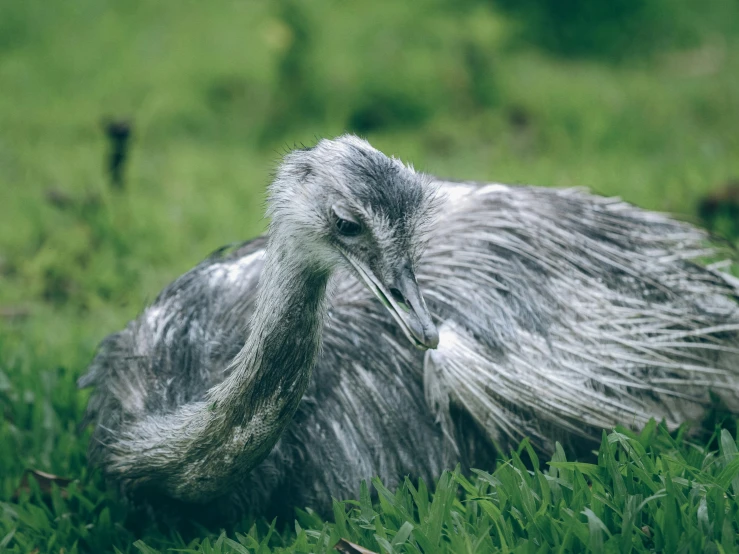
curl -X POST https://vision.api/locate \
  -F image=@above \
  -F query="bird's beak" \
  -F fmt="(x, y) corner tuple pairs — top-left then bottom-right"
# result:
(344, 256), (439, 350)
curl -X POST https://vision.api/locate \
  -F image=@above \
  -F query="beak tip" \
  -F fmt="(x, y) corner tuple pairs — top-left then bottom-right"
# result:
(424, 327), (440, 350)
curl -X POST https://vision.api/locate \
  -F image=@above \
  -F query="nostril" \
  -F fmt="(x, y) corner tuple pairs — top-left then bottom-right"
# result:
(389, 288), (405, 304)
(389, 288), (412, 312)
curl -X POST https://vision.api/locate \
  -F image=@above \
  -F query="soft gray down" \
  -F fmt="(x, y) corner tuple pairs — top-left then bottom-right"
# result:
(79, 135), (739, 520)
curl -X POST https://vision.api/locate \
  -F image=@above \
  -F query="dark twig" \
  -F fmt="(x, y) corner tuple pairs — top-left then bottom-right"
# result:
(103, 118), (132, 189)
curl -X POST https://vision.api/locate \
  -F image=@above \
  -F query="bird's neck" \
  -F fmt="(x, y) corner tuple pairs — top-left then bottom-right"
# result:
(226, 241), (331, 416)
(115, 235), (333, 502)
(199, 237), (332, 480)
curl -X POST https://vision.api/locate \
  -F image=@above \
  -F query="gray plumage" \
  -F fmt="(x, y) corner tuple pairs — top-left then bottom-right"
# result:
(79, 135), (739, 519)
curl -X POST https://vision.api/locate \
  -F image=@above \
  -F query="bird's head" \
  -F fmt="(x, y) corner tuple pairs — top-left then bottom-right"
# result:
(268, 135), (440, 349)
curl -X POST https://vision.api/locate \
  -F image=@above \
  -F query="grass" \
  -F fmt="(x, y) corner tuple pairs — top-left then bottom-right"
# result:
(4, 424), (739, 552)
(1, 0), (739, 551)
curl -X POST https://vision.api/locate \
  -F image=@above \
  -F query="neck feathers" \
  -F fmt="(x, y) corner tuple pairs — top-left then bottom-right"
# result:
(223, 240), (330, 418)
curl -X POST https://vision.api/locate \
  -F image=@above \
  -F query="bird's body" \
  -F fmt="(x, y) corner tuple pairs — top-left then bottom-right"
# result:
(80, 137), (739, 519)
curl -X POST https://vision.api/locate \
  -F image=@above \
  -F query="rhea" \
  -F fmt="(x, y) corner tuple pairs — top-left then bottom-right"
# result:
(80, 135), (739, 518)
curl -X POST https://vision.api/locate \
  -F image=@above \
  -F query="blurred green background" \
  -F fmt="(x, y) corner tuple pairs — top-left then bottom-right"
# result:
(1, 0), (739, 542)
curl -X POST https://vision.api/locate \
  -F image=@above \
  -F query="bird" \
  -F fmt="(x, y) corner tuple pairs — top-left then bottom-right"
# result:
(79, 135), (739, 520)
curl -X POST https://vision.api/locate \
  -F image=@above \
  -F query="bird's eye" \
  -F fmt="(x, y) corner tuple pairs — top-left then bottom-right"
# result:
(336, 217), (362, 237)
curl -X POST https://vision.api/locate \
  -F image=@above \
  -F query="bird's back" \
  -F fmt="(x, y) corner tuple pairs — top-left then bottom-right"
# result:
(423, 182), (739, 452)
